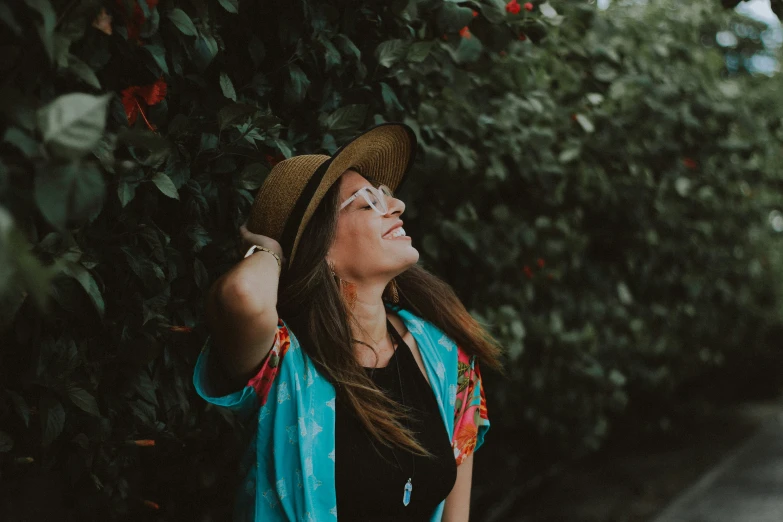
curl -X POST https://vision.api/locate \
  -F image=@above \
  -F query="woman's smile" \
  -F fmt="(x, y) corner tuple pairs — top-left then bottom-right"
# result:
(383, 227), (409, 240)
(382, 220), (410, 240)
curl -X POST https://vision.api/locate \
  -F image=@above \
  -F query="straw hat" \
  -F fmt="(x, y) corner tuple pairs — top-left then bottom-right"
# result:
(246, 122), (417, 268)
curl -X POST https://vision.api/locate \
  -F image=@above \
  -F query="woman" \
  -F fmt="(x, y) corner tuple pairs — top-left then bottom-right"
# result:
(193, 123), (503, 521)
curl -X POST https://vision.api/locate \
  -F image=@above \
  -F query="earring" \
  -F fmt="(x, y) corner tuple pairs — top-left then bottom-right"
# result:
(328, 261), (357, 309)
(384, 278), (400, 304)
(342, 279), (358, 309)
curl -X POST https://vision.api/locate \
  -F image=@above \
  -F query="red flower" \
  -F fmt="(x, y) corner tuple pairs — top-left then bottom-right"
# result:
(682, 157), (698, 170)
(265, 153), (285, 167)
(524, 2), (534, 11)
(472, 10), (479, 17)
(518, 33), (527, 41)
(116, 0), (159, 43)
(168, 325), (193, 333)
(537, 258), (545, 268)
(121, 77), (167, 130)
(523, 265), (533, 279)
(459, 26), (472, 39)
(506, 0), (521, 14)
(92, 8), (113, 35)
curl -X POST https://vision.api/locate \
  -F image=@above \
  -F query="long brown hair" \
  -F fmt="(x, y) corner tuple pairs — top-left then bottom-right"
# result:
(277, 175), (504, 457)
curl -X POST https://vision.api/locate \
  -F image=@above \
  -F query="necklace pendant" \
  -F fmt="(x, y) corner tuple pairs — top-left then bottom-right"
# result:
(403, 478), (413, 506)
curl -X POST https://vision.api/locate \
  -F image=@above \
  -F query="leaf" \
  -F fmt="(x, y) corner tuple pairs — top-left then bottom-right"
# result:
(217, 0), (239, 14)
(35, 164), (106, 229)
(437, 3), (474, 32)
(675, 177), (691, 197)
(40, 395), (65, 446)
(193, 34), (218, 71)
(118, 181), (137, 208)
(321, 133), (337, 154)
(24, 0), (56, 61)
(121, 246), (165, 289)
(406, 41), (434, 63)
(380, 83), (403, 112)
(152, 172), (179, 200)
(272, 138), (293, 158)
(593, 63), (618, 82)
(134, 371), (158, 405)
(481, 0), (507, 23)
(219, 72), (236, 101)
(617, 282), (633, 305)
(575, 114), (594, 133)
(320, 36), (341, 71)
(0, 4), (22, 36)
(0, 431), (12, 452)
(455, 35), (483, 63)
(144, 44), (169, 74)
(68, 55), (101, 89)
(200, 133), (218, 152)
(539, 2), (558, 17)
(8, 391), (30, 427)
(218, 103), (257, 130)
(194, 258), (208, 291)
(326, 105), (367, 131)
(186, 224), (212, 252)
(67, 386), (101, 416)
(238, 163), (269, 190)
(285, 64), (310, 104)
(37, 93), (111, 160)
(168, 8), (197, 36)
(61, 261), (105, 318)
(558, 146), (581, 164)
(117, 128), (169, 153)
(3, 127), (39, 157)
(608, 369), (627, 387)
(586, 93), (604, 105)
(334, 35), (361, 60)
(375, 40), (408, 68)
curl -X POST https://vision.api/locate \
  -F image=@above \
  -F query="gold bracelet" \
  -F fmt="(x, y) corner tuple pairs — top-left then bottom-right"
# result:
(244, 245), (282, 274)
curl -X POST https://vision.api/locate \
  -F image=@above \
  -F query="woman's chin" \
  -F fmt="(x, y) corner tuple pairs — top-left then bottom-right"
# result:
(401, 245), (420, 267)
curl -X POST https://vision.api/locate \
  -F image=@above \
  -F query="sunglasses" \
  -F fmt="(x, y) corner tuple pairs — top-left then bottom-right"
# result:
(339, 184), (395, 215)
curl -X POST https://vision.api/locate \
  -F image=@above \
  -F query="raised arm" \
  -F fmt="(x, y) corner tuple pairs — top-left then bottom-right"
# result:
(203, 225), (283, 395)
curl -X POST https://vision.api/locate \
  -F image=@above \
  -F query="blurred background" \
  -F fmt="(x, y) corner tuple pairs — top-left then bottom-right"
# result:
(1, 0), (782, 520)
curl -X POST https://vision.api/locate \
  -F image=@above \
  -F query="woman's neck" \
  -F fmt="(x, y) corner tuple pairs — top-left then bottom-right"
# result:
(348, 283), (390, 350)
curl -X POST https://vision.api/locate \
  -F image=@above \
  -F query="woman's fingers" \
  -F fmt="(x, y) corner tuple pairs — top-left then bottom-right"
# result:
(237, 222), (285, 261)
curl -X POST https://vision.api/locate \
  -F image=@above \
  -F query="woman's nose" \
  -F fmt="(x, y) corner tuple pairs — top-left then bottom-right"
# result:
(386, 196), (405, 216)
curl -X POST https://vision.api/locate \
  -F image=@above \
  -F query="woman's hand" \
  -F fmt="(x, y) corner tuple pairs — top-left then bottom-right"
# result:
(239, 221), (285, 262)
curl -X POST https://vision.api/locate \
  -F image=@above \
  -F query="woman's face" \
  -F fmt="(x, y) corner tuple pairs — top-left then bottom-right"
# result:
(327, 170), (419, 282)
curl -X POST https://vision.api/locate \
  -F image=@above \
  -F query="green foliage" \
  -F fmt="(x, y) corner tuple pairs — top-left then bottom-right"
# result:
(1, 0), (782, 518)
(0, 0), (537, 517)
(394, 0), (783, 460)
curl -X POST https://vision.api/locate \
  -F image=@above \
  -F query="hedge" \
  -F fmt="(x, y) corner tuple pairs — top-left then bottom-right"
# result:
(1, 0), (782, 519)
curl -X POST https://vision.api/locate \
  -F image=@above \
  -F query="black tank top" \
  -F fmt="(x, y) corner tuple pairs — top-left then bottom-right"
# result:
(334, 319), (458, 521)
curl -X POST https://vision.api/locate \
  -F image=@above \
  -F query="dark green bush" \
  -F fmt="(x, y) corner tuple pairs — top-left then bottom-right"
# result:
(1, 0), (782, 519)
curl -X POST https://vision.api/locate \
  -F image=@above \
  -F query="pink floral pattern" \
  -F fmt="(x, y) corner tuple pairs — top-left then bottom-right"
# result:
(453, 346), (488, 465)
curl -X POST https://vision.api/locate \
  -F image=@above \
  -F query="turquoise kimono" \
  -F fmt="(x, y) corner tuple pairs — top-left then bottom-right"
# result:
(193, 303), (488, 521)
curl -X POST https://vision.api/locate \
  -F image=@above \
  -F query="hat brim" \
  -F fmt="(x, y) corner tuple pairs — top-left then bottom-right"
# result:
(281, 122), (417, 266)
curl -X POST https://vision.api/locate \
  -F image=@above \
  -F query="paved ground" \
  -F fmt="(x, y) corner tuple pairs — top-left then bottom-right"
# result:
(652, 409), (783, 522)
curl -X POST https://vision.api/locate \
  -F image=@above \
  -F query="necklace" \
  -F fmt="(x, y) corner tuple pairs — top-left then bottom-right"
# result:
(385, 318), (416, 507)
(356, 317), (417, 506)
